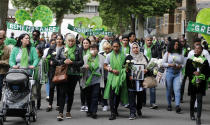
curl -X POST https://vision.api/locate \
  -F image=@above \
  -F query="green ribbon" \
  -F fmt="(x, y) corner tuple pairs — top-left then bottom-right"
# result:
(144, 43), (153, 61)
(20, 47), (29, 67)
(85, 54), (101, 87)
(191, 74), (205, 87)
(66, 44), (76, 61)
(122, 45), (130, 55)
(83, 49), (90, 57)
(187, 21), (210, 36)
(44, 55), (51, 72)
(0, 44), (4, 58)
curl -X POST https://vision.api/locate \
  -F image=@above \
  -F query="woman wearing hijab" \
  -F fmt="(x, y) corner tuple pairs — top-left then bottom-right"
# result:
(126, 42), (148, 120)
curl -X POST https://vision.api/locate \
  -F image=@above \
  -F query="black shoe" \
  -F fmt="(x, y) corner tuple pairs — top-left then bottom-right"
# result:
(176, 106), (181, 114)
(37, 106), (41, 110)
(46, 107), (52, 112)
(129, 114), (136, 120)
(167, 105), (172, 111)
(190, 115), (195, 120)
(91, 113), (97, 119)
(194, 108), (197, 112)
(109, 114), (116, 120)
(137, 110), (142, 117)
(150, 104), (158, 109)
(57, 113), (64, 121)
(115, 111), (119, 116)
(86, 112), (92, 117)
(196, 118), (201, 125)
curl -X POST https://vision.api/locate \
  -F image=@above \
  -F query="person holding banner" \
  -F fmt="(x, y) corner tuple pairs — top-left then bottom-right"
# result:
(0, 30), (11, 100)
(56, 34), (83, 121)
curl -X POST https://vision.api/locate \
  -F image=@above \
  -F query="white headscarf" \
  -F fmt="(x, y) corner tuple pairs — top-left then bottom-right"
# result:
(130, 42), (148, 66)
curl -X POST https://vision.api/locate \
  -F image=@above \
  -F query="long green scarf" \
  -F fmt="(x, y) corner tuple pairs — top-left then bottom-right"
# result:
(144, 44), (153, 61)
(20, 47), (29, 67)
(122, 45), (130, 55)
(83, 49), (90, 56)
(0, 44), (4, 58)
(85, 54), (101, 87)
(66, 44), (76, 60)
(104, 51), (128, 104)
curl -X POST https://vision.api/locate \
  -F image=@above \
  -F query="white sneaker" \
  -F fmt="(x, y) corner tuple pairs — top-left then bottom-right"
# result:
(102, 106), (108, 111)
(85, 106), (88, 112)
(80, 106), (86, 112)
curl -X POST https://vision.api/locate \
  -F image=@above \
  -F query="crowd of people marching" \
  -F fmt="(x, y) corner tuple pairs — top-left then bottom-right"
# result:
(0, 29), (209, 125)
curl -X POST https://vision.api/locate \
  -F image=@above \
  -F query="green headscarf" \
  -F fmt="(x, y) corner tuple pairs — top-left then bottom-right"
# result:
(66, 44), (76, 60)
(20, 47), (29, 67)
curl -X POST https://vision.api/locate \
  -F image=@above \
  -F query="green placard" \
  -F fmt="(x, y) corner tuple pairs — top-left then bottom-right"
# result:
(68, 24), (113, 36)
(187, 21), (210, 35)
(7, 22), (59, 32)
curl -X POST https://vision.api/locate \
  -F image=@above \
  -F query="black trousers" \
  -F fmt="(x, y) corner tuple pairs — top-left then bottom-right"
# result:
(190, 93), (203, 118)
(100, 79), (108, 106)
(85, 84), (100, 113)
(49, 80), (60, 106)
(180, 75), (187, 100)
(109, 87), (120, 114)
(128, 91), (143, 114)
(36, 82), (42, 107)
(80, 85), (86, 106)
(59, 75), (78, 114)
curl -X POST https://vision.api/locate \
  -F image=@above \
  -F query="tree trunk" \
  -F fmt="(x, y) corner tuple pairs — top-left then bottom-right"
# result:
(131, 14), (135, 33)
(186, 0), (198, 47)
(55, 12), (64, 34)
(136, 14), (144, 39)
(0, 0), (9, 31)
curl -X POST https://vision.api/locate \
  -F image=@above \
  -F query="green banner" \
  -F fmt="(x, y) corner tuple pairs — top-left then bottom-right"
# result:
(187, 21), (210, 35)
(7, 22), (59, 32)
(68, 24), (113, 36)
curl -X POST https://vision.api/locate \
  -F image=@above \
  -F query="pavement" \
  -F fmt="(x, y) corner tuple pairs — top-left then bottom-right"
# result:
(1, 80), (210, 125)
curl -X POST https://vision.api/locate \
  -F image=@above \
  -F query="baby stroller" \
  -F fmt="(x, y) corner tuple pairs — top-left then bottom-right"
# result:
(0, 68), (37, 125)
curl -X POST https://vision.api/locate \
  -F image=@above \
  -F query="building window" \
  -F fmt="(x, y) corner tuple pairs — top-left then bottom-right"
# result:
(176, 14), (181, 24)
(83, 6), (98, 13)
(164, 15), (168, 27)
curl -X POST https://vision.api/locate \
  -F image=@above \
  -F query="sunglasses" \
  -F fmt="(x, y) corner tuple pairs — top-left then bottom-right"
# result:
(0, 38), (5, 40)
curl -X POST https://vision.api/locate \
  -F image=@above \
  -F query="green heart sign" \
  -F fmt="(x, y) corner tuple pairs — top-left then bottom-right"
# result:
(74, 16), (108, 37)
(196, 8), (210, 44)
(15, 5), (53, 27)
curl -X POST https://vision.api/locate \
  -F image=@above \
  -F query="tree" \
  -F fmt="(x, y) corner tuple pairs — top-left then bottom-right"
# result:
(98, 0), (176, 36)
(0, 0), (9, 31)
(12, 0), (89, 33)
(186, 0), (198, 47)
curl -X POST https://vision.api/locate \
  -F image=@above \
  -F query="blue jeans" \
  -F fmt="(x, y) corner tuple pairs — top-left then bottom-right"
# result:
(149, 87), (156, 104)
(165, 68), (181, 106)
(45, 79), (50, 97)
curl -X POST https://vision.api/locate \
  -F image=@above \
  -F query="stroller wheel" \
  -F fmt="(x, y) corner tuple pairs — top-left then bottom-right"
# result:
(2, 116), (6, 122)
(32, 111), (37, 122)
(0, 117), (3, 125)
(25, 117), (30, 125)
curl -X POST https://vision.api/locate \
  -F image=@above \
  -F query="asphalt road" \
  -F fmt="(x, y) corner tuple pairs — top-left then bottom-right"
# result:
(1, 81), (210, 125)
